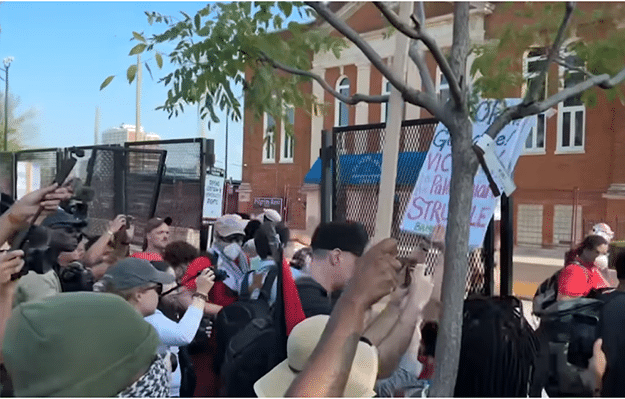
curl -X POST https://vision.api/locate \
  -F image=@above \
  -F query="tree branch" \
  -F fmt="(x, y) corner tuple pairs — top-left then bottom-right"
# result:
(409, 41), (436, 95)
(306, 1), (446, 120)
(373, 1), (463, 109)
(524, 2), (576, 105)
(554, 55), (596, 79)
(485, 66), (625, 139)
(258, 52), (389, 104)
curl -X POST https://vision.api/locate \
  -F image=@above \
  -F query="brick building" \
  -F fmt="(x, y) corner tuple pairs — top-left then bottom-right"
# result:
(239, 2), (625, 246)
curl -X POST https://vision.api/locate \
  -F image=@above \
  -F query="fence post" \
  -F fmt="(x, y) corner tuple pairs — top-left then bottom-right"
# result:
(500, 193), (514, 296)
(320, 130), (333, 224)
(483, 217), (495, 296)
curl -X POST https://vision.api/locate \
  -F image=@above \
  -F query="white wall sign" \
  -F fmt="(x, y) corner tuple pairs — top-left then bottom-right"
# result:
(202, 167), (225, 220)
(400, 99), (535, 248)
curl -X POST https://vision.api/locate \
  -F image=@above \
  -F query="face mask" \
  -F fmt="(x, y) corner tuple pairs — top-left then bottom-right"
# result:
(223, 243), (242, 261)
(595, 254), (609, 269)
(117, 355), (170, 397)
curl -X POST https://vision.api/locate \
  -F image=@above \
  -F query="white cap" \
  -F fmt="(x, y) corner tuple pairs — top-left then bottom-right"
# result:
(263, 208), (282, 223)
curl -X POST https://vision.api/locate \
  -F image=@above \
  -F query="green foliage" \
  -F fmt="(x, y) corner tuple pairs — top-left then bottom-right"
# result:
(105, 2), (347, 129)
(126, 64), (137, 83)
(100, 75), (115, 90)
(0, 92), (39, 151)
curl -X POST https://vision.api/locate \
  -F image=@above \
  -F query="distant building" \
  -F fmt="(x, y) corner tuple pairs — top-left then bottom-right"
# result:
(100, 124), (160, 145)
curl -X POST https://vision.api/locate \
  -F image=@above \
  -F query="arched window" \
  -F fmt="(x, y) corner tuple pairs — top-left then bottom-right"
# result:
(336, 77), (350, 127)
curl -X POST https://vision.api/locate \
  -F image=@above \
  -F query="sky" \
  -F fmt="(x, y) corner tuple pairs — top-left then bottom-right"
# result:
(0, 1), (244, 180)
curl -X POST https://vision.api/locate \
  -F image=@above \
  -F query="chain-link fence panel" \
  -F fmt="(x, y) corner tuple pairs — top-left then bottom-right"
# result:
(332, 119), (491, 296)
(0, 152), (14, 197)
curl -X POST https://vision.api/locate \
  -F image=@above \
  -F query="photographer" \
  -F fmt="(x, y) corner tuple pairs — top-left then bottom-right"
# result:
(13, 208), (88, 304)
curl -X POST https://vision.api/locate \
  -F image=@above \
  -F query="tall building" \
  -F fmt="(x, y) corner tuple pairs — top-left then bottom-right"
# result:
(100, 124), (160, 145)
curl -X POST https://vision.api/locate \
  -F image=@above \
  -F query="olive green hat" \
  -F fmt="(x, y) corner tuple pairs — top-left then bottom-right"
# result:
(2, 292), (160, 397)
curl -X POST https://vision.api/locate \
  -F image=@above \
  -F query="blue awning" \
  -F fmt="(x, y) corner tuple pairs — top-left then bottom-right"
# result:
(304, 151), (427, 186)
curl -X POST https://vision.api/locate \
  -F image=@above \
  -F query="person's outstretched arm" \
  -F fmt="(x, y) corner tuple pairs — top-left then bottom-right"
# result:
(285, 238), (402, 397)
(0, 184), (70, 246)
(0, 250), (24, 364)
(373, 264), (434, 378)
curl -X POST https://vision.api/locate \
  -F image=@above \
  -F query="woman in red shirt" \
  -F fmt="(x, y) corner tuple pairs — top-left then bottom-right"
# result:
(558, 235), (610, 300)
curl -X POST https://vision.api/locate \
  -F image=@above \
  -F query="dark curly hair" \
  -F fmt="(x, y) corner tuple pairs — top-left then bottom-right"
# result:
(454, 296), (540, 397)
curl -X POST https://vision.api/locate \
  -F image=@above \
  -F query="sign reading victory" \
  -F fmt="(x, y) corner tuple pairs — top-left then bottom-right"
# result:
(400, 99), (535, 247)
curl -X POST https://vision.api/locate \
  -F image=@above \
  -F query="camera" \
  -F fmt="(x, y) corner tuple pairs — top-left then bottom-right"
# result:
(212, 267), (228, 282)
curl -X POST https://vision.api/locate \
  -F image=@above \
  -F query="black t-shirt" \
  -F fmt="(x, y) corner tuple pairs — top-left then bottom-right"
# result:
(599, 290), (625, 396)
(295, 276), (333, 318)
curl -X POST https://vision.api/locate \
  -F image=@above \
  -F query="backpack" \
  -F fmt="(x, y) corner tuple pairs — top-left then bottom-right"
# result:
(533, 261), (587, 315)
(213, 266), (282, 397)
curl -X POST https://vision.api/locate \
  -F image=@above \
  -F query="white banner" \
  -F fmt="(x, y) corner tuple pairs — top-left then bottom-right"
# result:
(400, 99), (535, 247)
(202, 167), (225, 220)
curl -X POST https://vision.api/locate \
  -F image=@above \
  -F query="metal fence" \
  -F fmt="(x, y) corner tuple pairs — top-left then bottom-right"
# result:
(331, 119), (493, 296)
(126, 138), (213, 247)
(1, 138), (216, 249)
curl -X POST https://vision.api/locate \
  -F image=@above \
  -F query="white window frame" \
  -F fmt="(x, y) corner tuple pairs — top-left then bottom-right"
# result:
(435, 67), (450, 105)
(380, 79), (392, 123)
(522, 48), (548, 155)
(262, 113), (276, 163)
(280, 106), (295, 163)
(335, 76), (350, 127)
(556, 46), (586, 154)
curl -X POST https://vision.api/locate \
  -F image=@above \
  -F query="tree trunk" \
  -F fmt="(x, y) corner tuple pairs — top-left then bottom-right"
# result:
(429, 116), (477, 396)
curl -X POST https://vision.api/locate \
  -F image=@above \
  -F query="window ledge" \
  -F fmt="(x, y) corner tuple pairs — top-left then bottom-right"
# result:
(554, 148), (585, 155)
(279, 159), (294, 164)
(261, 159), (276, 164)
(521, 150), (546, 156)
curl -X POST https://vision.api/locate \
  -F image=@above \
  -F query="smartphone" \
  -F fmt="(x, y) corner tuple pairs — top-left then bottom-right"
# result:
(125, 215), (134, 228)
(398, 257), (417, 288)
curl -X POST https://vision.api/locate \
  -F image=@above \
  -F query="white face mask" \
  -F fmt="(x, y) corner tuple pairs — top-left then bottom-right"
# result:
(595, 254), (609, 270)
(223, 243), (242, 261)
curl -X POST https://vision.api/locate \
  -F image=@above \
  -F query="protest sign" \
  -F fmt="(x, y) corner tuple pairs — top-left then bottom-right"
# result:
(400, 98), (535, 247)
(203, 167), (225, 220)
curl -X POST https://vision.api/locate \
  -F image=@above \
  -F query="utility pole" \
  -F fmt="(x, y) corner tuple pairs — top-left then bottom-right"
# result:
(135, 54), (142, 139)
(225, 116), (229, 180)
(373, 2), (413, 241)
(2, 57), (13, 151)
(94, 106), (100, 145)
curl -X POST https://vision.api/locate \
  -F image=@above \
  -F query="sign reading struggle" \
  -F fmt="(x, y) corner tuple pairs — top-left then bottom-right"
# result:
(400, 99), (535, 248)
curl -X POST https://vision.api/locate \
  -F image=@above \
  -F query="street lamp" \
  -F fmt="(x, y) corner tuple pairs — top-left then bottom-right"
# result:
(1, 57), (13, 152)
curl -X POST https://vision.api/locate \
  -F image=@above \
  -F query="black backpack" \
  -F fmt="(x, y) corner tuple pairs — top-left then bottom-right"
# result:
(213, 266), (283, 397)
(533, 261), (588, 315)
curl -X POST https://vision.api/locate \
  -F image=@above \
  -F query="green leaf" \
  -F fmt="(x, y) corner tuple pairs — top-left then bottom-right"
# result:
(100, 75), (115, 90)
(278, 2), (293, 17)
(155, 53), (163, 69)
(194, 13), (201, 31)
(132, 31), (146, 43)
(129, 43), (147, 56)
(126, 64), (137, 83)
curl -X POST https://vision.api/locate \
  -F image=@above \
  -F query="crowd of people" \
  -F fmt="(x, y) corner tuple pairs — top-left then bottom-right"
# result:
(0, 182), (625, 397)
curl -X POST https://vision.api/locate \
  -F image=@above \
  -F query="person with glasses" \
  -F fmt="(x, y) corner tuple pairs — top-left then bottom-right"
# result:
(98, 256), (216, 397)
